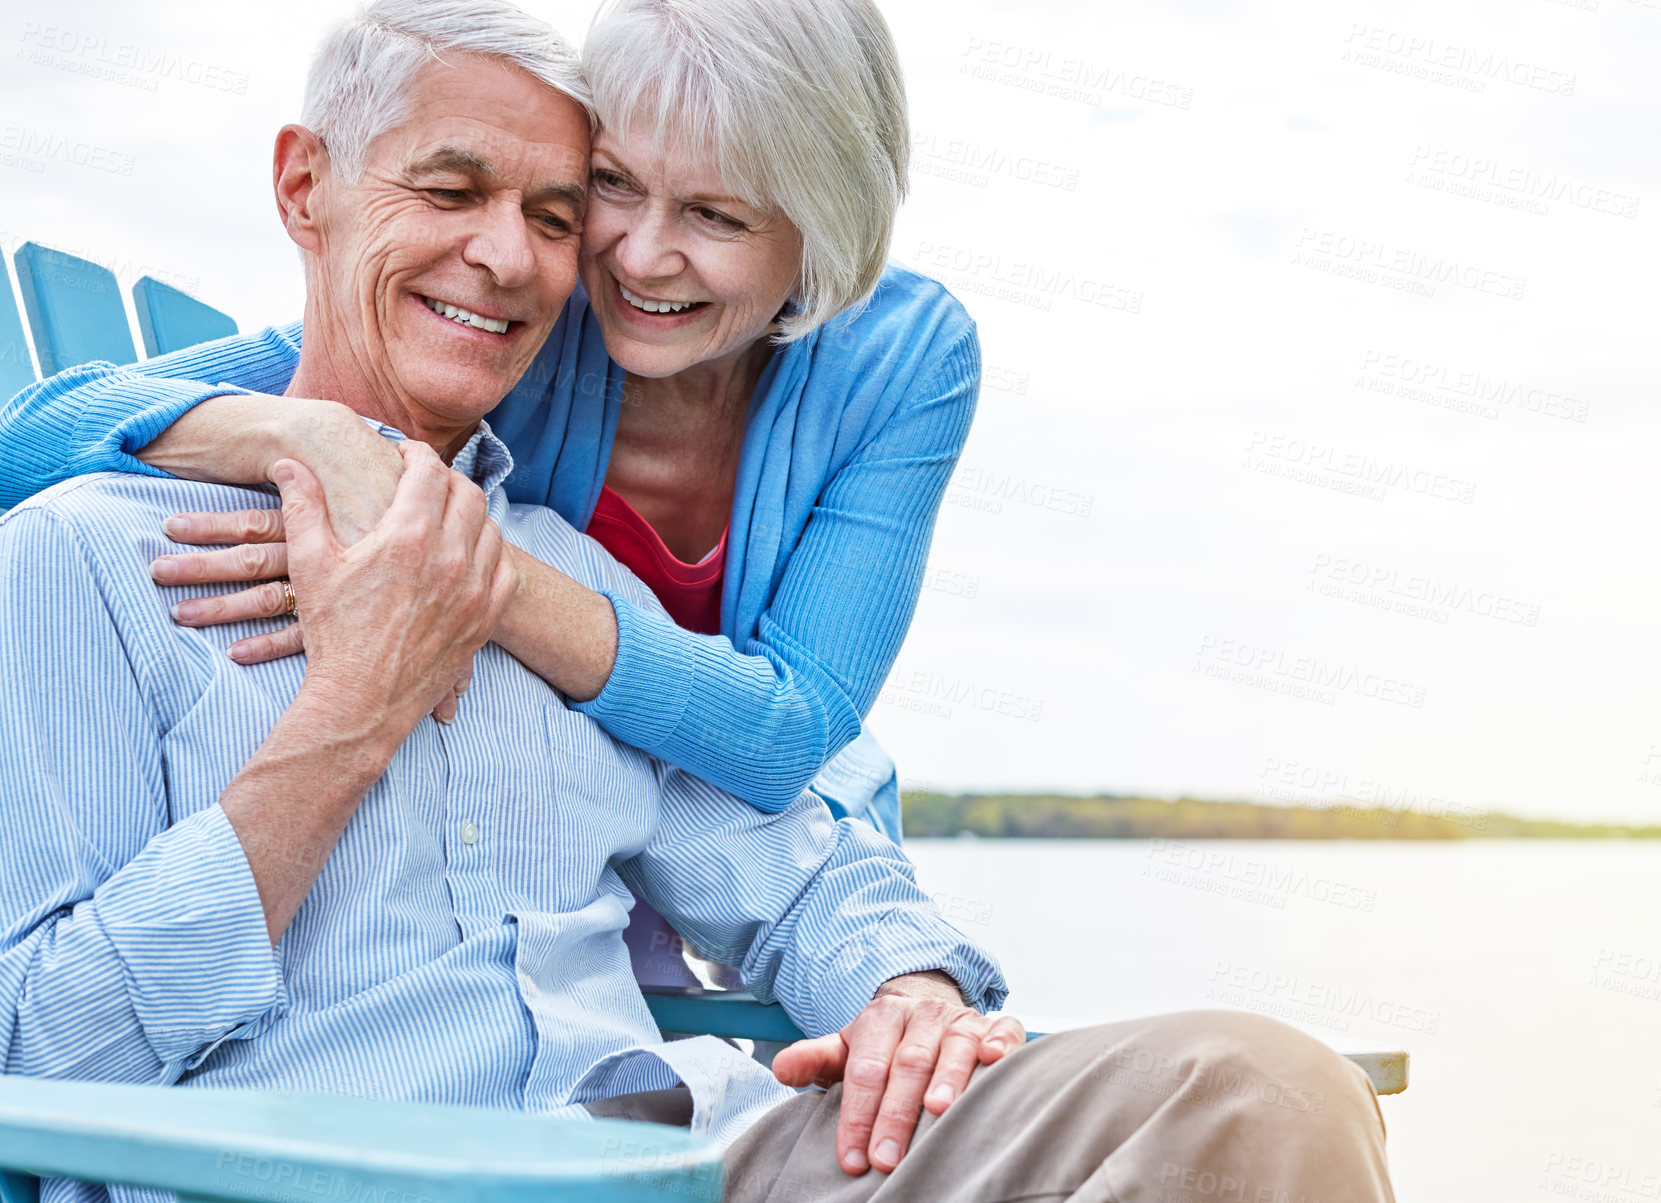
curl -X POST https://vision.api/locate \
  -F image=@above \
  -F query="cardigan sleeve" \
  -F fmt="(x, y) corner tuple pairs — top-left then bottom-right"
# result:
(0, 323), (303, 507)
(574, 324), (981, 812)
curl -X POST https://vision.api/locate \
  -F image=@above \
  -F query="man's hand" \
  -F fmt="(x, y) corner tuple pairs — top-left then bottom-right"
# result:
(153, 438), (488, 722)
(771, 971), (1025, 1176)
(280, 440), (516, 733)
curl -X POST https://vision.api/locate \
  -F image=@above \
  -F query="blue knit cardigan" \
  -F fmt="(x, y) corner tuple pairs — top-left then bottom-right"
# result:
(0, 264), (981, 834)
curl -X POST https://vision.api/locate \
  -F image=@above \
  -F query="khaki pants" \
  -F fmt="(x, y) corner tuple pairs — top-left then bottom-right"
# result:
(591, 1010), (1395, 1202)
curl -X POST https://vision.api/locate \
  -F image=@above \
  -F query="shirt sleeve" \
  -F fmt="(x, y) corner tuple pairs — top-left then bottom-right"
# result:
(616, 765), (1008, 1036)
(0, 507), (286, 1084)
(0, 323), (303, 507)
(573, 325), (981, 812)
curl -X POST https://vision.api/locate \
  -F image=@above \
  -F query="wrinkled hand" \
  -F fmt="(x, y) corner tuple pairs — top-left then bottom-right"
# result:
(269, 441), (514, 732)
(152, 455), (477, 721)
(771, 973), (1025, 1176)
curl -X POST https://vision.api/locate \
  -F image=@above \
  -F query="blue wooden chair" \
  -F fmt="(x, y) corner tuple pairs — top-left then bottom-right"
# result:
(0, 992), (1407, 1203)
(0, 239), (1406, 1201)
(3, 243), (237, 388)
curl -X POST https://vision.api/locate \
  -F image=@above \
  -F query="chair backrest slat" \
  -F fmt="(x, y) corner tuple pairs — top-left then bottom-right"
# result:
(133, 276), (237, 357)
(12, 243), (136, 376)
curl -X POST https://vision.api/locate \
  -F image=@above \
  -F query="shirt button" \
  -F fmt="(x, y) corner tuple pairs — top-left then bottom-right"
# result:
(460, 822), (480, 845)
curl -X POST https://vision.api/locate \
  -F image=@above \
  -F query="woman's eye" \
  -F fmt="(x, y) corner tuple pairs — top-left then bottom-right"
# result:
(697, 207), (743, 229)
(428, 188), (469, 203)
(591, 170), (633, 193)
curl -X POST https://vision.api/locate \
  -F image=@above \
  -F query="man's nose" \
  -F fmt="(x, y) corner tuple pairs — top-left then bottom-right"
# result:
(462, 197), (538, 289)
(611, 204), (684, 283)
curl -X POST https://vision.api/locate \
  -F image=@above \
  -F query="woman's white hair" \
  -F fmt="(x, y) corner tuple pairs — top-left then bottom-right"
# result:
(583, 0), (909, 341)
(301, 0), (590, 184)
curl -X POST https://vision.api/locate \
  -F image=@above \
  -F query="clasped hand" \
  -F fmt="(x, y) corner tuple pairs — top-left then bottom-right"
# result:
(151, 441), (494, 722)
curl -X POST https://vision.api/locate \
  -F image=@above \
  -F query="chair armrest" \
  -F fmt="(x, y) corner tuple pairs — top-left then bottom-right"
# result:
(642, 991), (1409, 1096)
(0, 1076), (720, 1203)
(643, 988), (808, 1044)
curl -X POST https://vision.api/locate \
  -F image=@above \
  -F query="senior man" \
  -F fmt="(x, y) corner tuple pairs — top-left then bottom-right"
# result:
(0, 4), (1393, 1201)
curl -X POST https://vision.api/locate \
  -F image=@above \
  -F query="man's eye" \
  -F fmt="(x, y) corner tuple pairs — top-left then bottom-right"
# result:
(537, 214), (574, 234)
(427, 188), (469, 203)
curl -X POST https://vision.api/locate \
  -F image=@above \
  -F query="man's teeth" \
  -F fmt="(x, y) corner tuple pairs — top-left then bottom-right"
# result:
(619, 284), (696, 314)
(422, 296), (509, 334)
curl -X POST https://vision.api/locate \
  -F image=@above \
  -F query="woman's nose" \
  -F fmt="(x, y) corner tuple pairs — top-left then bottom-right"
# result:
(611, 206), (684, 282)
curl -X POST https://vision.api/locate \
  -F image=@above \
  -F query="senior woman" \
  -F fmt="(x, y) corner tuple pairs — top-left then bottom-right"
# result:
(0, 0), (965, 859)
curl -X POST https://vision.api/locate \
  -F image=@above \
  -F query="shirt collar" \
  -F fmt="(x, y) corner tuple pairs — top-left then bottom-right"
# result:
(354, 416), (516, 497)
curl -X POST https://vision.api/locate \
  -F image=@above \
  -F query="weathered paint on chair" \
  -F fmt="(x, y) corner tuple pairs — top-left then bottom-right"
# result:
(0, 1075), (720, 1203)
(12, 243), (137, 377)
(133, 277), (237, 358)
(0, 262), (35, 401)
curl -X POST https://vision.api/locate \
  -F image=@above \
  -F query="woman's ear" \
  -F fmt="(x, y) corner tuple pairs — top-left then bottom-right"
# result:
(273, 124), (329, 254)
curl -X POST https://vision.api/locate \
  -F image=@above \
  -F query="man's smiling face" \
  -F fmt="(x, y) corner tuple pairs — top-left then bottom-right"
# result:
(305, 54), (589, 438)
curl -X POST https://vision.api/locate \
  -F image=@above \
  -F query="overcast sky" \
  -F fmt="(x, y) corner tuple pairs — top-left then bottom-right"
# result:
(2, 0), (1657, 822)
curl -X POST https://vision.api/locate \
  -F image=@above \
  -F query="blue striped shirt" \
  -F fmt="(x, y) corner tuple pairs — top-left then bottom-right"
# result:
(0, 421), (1007, 1203)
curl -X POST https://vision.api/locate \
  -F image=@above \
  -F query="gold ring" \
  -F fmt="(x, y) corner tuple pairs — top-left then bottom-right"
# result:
(281, 579), (298, 617)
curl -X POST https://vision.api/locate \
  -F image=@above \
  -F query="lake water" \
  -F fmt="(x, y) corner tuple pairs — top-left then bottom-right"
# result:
(902, 839), (1661, 1202)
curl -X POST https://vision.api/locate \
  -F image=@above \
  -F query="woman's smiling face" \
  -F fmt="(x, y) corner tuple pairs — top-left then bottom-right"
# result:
(577, 123), (805, 380)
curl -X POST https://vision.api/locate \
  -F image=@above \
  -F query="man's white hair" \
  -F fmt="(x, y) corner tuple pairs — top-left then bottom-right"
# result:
(583, 0), (909, 341)
(302, 0), (590, 184)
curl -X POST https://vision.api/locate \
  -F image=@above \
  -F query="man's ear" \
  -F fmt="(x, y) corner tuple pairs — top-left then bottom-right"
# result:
(274, 124), (329, 254)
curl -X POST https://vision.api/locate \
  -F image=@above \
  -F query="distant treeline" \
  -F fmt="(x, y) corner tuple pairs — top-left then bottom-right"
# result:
(899, 792), (1661, 840)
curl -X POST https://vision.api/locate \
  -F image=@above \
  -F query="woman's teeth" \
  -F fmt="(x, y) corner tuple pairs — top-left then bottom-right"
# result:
(619, 284), (697, 314)
(422, 296), (509, 334)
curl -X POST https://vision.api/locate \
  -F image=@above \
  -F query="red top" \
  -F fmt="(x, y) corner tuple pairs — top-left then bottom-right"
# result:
(585, 485), (728, 636)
